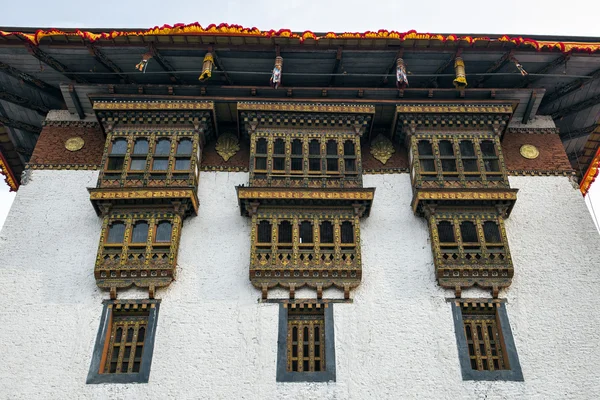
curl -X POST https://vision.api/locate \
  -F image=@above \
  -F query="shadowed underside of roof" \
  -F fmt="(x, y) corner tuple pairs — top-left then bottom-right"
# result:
(0, 23), (599, 191)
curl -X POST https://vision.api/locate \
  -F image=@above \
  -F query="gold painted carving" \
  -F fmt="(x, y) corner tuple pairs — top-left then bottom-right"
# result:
(237, 102), (375, 114)
(65, 137), (85, 151)
(519, 144), (540, 160)
(238, 188), (374, 201)
(370, 135), (395, 165)
(93, 101), (215, 111)
(215, 133), (240, 161)
(396, 104), (513, 114)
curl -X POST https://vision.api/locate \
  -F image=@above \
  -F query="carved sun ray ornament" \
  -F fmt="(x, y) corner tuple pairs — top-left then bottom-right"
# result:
(370, 134), (395, 165)
(215, 133), (240, 161)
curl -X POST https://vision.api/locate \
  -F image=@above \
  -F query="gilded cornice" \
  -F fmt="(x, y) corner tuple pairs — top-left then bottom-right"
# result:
(237, 102), (375, 114)
(93, 100), (215, 111)
(26, 163), (101, 170)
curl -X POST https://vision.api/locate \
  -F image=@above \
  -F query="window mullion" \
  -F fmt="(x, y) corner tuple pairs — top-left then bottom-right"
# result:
(126, 323), (140, 373)
(338, 139), (344, 176)
(271, 217), (278, 267)
(476, 216), (488, 258)
(292, 216), (299, 265)
(309, 320), (315, 372)
(433, 138), (443, 182)
(474, 139), (488, 183)
(454, 138), (465, 182)
(285, 136), (291, 180)
(313, 216), (321, 267)
(303, 136), (309, 179)
(453, 216), (464, 260)
(146, 216), (155, 265)
(267, 135), (274, 181)
(333, 216), (341, 264)
(115, 321), (128, 373)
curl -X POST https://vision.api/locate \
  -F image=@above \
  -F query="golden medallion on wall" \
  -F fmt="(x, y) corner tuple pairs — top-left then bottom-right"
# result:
(519, 144), (539, 160)
(215, 133), (240, 161)
(370, 135), (395, 165)
(65, 136), (85, 152)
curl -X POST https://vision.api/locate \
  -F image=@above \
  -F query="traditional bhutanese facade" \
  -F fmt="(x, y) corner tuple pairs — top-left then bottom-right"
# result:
(0, 24), (599, 399)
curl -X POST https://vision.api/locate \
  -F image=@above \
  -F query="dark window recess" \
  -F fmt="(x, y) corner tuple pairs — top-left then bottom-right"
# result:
(341, 221), (354, 244)
(320, 221), (334, 244)
(278, 221), (293, 243)
(343, 141), (355, 156)
(483, 221), (501, 243)
(326, 158), (339, 172)
(299, 221), (313, 243)
(438, 221), (456, 243)
(291, 158), (303, 171)
(255, 157), (267, 170)
(175, 159), (191, 170)
(418, 140), (433, 155)
(439, 140), (454, 156)
(131, 139), (149, 171)
(130, 159), (146, 171)
(274, 139), (285, 155)
(459, 141), (476, 157)
(480, 141), (496, 157)
(131, 222), (149, 243)
(460, 221), (479, 243)
(256, 138), (268, 154)
(309, 140), (320, 155)
(442, 159), (458, 172)
(326, 140), (338, 156)
(107, 222), (125, 244)
(258, 220), (272, 243)
(345, 159), (356, 172)
(154, 139), (171, 155)
(291, 139), (303, 155)
(176, 139), (192, 155)
(481, 140), (500, 172)
(273, 157), (286, 171)
(155, 222), (172, 242)
(309, 158), (321, 172)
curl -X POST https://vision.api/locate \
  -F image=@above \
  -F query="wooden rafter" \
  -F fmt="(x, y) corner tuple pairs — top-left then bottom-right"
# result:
(87, 43), (133, 84)
(0, 115), (41, 134)
(149, 43), (182, 84)
(0, 60), (63, 102)
(560, 123), (599, 140)
(23, 42), (89, 84)
(541, 65), (600, 107)
(212, 49), (233, 85)
(473, 50), (513, 88)
(515, 53), (570, 89)
(421, 50), (461, 88)
(551, 92), (600, 119)
(378, 49), (403, 88)
(0, 84), (50, 115)
(329, 47), (343, 87)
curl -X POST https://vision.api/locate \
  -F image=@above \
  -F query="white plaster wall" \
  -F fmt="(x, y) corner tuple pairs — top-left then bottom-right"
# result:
(0, 170), (599, 399)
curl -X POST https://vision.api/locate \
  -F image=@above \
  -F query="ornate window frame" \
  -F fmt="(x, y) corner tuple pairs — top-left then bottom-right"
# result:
(99, 130), (201, 188)
(410, 133), (508, 188)
(249, 129), (362, 188)
(450, 300), (523, 381)
(276, 303), (336, 382)
(87, 299), (161, 384)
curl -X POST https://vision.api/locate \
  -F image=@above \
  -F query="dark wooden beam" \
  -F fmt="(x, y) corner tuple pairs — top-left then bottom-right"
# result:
(0, 60), (64, 102)
(86, 43), (133, 84)
(421, 49), (461, 88)
(211, 49), (233, 85)
(329, 47), (343, 87)
(0, 84), (50, 115)
(541, 65), (600, 107)
(473, 50), (513, 88)
(560, 123), (599, 140)
(149, 43), (182, 84)
(522, 91), (538, 123)
(0, 115), (41, 133)
(515, 53), (570, 89)
(68, 85), (85, 119)
(551, 92), (600, 119)
(23, 42), (89, 84)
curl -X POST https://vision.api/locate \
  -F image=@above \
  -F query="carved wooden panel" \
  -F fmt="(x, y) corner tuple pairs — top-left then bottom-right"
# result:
(95, 210), (182, 297)
(427, 208), (513, 295)
(250, 207), (361, 297)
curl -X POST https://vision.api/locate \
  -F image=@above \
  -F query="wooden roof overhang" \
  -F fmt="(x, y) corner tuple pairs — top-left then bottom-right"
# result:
(1, 23), (600, 190)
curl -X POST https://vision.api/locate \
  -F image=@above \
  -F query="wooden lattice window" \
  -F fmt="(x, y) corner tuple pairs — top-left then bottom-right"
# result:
(107, 138), (127, 171)
(250, 132), (361, 183)
(99, 131), (200, 187)
(287, 307), (326, 373)
(87, 301), (160, 384)
(105, 310), (149, 374)
(413, 135), (507, 185)
(462, 305), (508, 371)
(257, 220), (272, 243)
(431, 212), (510, 264)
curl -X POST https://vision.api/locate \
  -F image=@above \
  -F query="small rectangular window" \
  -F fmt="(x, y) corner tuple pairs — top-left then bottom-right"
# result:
(87, 300), (160, 384)
(277, 303), (336, 382)
(451, 302), (523, 381)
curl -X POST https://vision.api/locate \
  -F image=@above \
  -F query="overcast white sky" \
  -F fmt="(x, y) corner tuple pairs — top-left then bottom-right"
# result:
(1, 0), (600, 231)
